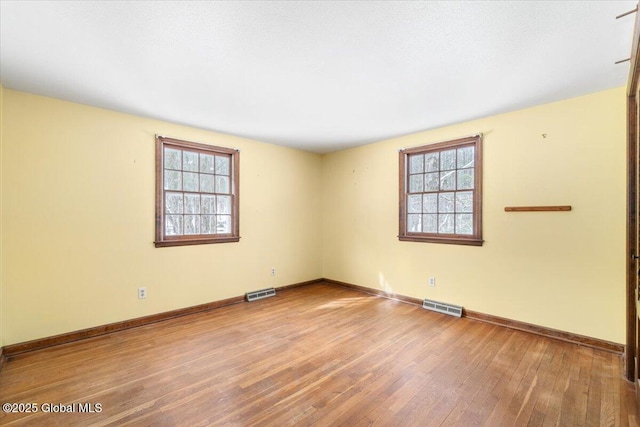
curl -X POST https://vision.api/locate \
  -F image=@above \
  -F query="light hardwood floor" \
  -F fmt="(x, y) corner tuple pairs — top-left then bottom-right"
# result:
(0, 283), (637, 426)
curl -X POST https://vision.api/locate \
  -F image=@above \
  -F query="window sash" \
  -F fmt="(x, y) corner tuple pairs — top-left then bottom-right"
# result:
(155, 136), (240, 247)
(399, 135), (483, 246)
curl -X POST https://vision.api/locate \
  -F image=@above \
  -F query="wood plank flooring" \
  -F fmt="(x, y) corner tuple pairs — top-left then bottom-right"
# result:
(0, 283), (637, 426)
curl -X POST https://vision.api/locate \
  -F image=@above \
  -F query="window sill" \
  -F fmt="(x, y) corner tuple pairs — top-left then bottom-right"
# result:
(155, 236), (240, 248)
(398, 235), (483, 246)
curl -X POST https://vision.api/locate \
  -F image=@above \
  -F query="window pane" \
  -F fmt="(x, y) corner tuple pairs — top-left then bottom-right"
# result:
(184, 194), (200, 214)
(440, 170), (456, 190)
(200, 174), (214, 193)
(217, 195), (232, 215)
(456, 214), (473, 235)
(183, 172), (199, 192)
(457, 168), (474, 190)
(455, 191), (473, 213)
(201, 215), (215, 234)
(200, 154), (214, 174)
(423, 214), (438, 233)
(457, 146), (474, 168)
(441, 149), (456, 170)
(215, 156), (230, 175)
(425, 173), (439, 192)
(217, 215), (231, 233)
(438, 192), (455, 213)
(184, 215), (200, 234)
(183, 151), (199, 172)
(165, 192), (183, 214)
(202, 195), (216, 214)
(423, 194), (438, 213)
(407, 214), (422, 232)
(409, 154), (424, 174)
(165, 215), (183, 236)
(164, 148), (182, 170)
(164, 170), (182, 191)
(439, 213), (454, 233)
(425, 152), (439, 172)
(215, 175), (230, 194)
(409, 175), (423, 193)
(408, 195), (422, 213)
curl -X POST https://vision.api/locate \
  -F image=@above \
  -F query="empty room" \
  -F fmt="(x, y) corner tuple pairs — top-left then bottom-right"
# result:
(1, 1), (639, 425)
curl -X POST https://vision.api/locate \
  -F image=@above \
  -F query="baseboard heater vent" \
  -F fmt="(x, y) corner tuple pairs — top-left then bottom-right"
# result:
(246, 288), (276, 302)
(422, 298), (463, 318)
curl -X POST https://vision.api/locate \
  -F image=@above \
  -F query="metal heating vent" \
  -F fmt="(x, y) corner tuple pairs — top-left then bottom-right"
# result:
(422, 298), (463, 318)
(246, 288), (276, 302)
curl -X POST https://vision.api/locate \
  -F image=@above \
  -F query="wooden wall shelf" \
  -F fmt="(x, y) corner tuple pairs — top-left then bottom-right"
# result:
(504, 206), (572, 212)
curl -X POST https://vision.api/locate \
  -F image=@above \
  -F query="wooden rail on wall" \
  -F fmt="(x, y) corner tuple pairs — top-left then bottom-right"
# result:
(504, 206), (572, 212)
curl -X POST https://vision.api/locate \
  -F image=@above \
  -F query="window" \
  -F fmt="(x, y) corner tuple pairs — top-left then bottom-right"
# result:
(399, 134), (483, 246)
(155, 136), (239, 247)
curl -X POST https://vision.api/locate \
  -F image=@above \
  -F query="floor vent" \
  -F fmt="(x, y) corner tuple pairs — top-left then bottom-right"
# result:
(422, 298), (463, 318)
(246, 288), (276, 302)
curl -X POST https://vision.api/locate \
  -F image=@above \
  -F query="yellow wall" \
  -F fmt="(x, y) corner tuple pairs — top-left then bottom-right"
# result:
(0, 83), (4, 348)
(322, 87), (626, 343)
(1, 89), (322, 345)
(0, 86), (628, 347)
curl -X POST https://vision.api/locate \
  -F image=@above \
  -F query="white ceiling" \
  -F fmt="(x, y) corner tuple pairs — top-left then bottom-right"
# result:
(0, 1), (636, 153)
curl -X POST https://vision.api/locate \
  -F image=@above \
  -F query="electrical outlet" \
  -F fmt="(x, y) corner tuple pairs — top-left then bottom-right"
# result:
(138, 287), (147, 299)
(428, 277), (436, 287)
(271, 267), (276, 276)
